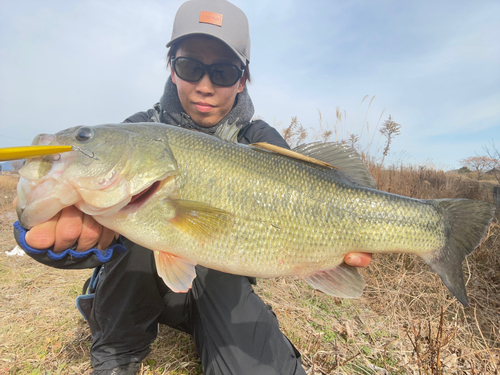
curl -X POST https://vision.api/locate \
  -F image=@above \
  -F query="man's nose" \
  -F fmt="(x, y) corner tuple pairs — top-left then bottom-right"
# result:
(195, 71), (215, 94)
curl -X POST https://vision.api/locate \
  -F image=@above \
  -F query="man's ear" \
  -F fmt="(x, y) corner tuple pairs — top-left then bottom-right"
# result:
(237, 75), (246, 93)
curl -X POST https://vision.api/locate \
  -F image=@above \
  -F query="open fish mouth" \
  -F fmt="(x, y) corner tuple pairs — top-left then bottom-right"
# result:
(122, 175), (176, 213)
(128, 180), (163, 207)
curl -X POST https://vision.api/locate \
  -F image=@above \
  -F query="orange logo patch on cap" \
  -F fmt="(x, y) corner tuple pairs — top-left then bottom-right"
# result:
(199, 11), (223, 27)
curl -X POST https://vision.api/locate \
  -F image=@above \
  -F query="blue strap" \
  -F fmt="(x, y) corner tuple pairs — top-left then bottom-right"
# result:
(14, 220), (126, 263)
(75, 294), (95, 321)
(75, 266), (103, 320)
(88, 265), (102, 293)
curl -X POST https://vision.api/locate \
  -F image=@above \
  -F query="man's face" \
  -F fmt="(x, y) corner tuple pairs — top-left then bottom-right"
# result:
(171, 36), (246, 128)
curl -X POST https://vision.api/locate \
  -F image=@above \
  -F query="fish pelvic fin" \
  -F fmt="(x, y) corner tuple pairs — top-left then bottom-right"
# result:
(423, 199), (495, 306)
(154, 251), (197, 293)
(304, 263), (365, 298)
(168, 199), (234, 242)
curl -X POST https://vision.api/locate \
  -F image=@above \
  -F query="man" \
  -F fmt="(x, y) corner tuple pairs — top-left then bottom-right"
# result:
(16, 0), (371, 374)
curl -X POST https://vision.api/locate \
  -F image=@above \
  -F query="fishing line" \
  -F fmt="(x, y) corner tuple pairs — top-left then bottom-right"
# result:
(73, 146), (99, 160)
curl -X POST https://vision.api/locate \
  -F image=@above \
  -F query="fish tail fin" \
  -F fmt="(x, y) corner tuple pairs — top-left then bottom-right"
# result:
(422, 199), (495, 306)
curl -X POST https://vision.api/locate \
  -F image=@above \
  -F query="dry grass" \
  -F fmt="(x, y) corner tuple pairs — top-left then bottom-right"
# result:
(0, 174), (18, 213)
(1, 149), (499, 374)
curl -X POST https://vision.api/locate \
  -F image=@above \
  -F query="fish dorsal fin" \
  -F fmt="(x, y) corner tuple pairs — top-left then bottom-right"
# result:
(304, 263), (365, 298)
(167, 199), (234, 242)
(154, 251), (196, 292)
(214, 120), (242, 144)
(293, 142), (377, 189)
(251, 142), (337, 169)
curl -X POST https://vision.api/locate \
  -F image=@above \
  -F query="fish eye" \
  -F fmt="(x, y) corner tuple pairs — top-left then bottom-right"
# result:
(76, 127), (93, 142)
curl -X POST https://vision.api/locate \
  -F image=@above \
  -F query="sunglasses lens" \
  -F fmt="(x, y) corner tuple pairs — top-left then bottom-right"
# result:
(174, 58), (242, 87)
(209, 65), (241, 86)
(174, 58), (205, 82)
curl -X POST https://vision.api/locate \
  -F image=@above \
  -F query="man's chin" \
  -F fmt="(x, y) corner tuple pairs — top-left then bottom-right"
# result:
(191, 115), (220, 128)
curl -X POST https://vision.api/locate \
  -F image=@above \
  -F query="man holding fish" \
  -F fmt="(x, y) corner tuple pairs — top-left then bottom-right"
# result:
(13, 0), (372, 374)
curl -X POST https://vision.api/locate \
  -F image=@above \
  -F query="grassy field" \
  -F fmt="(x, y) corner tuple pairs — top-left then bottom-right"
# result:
(0, 163), (499, 374)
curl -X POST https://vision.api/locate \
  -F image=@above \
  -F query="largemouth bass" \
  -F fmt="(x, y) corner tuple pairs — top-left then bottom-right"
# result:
(16, 123), (495, 306)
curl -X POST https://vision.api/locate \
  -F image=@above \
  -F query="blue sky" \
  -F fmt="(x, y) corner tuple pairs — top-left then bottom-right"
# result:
(0, 0), (499, 169)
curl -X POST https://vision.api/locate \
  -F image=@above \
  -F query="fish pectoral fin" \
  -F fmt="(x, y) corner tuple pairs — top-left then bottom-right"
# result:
(214, 120), (242, 143)
(154, 251), (197, 293)
(304, 263), (365, 298)
(168, 199), (234, 241)
(250, 142), (337, 169)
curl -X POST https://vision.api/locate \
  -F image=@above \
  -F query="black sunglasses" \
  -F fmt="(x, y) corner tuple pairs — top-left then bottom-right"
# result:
(172, 57), (245, 87)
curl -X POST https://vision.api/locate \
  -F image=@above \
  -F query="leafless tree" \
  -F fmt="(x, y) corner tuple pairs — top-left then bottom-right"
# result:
(483, 140), (500, 184)
(459, 156), (496, 181)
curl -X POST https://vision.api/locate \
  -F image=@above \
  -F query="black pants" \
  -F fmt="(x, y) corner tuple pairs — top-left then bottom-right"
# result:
(88, 238), (305, 375)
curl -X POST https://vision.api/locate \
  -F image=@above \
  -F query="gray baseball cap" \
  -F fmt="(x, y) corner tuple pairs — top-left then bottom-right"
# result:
(167, 0), (250, 65)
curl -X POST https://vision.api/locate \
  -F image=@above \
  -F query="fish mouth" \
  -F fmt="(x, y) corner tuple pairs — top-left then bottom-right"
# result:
(127, 180), (162, 209)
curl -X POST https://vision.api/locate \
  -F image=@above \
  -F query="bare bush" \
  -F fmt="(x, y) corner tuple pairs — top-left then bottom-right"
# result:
(379, 115), (401, 161)
(460, 156), (496, 181)
(483, 140), (500, 184)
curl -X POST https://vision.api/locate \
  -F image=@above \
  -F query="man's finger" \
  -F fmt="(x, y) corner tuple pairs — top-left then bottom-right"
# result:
(53, 206), (84, 252)
(76, 215), (103, 252)
(344, 253), (372, 268)
(25, 213), (60, 250)
(97, 227), (117, 250)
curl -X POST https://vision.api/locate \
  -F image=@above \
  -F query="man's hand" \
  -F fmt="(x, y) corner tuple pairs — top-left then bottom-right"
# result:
(14, 198), (116, 252)
(344, 253), (372, 268)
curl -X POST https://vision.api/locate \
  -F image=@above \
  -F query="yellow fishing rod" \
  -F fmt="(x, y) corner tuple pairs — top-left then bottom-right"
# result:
(0, 145), (73, 162)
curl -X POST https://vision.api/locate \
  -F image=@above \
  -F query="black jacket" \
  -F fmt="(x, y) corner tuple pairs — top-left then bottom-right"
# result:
(124, 106), (289, 148)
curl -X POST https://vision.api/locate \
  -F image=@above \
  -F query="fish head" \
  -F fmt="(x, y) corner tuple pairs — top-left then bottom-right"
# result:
(17, 124), (178, 229)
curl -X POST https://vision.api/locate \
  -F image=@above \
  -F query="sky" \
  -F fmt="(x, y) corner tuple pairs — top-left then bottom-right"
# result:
(0, 0), (499, 170)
